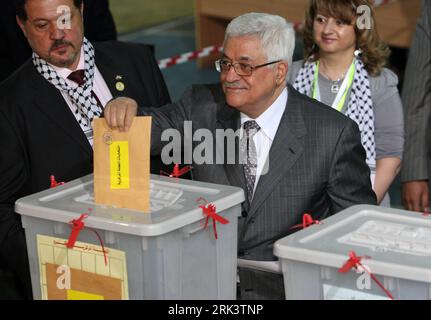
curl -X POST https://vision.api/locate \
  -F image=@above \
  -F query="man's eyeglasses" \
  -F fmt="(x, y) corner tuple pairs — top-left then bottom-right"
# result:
(215, 59), (281, 76)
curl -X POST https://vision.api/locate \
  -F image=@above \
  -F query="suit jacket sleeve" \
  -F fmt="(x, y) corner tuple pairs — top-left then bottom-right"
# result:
(140, 85), (213, 155)
(401, 0), (431, 182)
(143, 43), (172, 107)
(327, 120), (377, 212)
(0, 30), (12, 82)
(0, 108), (28, 251)
(144, 86), (206, 155)
(127, 42), (171, 109)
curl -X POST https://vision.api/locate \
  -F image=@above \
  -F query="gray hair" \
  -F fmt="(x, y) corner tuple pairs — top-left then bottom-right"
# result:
(224, 12), (295, 68)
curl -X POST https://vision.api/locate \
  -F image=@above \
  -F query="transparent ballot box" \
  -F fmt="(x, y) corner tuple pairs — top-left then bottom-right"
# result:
(274, 205), (431, 300)
(16, 174), (244, 300)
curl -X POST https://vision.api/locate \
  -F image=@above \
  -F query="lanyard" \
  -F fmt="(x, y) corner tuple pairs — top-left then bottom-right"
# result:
(312, 60), (356, 112)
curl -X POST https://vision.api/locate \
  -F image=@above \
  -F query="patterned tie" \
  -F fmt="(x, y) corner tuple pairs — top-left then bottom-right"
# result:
(67, 70), (104, 113)
(242, 120), (261, 203)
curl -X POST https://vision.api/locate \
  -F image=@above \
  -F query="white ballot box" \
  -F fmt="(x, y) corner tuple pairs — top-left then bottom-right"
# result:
(274, 205), (431, 300)
(16, 174), (244, 300)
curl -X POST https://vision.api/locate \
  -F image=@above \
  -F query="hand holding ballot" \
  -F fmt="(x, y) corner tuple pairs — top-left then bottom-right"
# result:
(104, 97), (139, 132)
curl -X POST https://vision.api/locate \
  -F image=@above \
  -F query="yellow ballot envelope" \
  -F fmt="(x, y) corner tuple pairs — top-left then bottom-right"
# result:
(93, 117), (151, 212)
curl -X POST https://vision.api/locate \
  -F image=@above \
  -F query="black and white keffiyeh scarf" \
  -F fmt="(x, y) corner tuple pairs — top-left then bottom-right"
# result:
(293, 58), (376, 169)
(32, 37), (102, 128)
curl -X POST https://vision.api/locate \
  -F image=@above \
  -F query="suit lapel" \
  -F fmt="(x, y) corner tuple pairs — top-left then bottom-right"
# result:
(28, 66), (92, 156)
(94, 46), (137, 100)
(248, 86), (307, 218)
(94, 46), (118, 98)
(28, 45), (134, 158)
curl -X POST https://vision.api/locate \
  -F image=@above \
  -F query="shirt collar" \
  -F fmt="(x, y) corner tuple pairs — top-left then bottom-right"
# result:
(49, 46), (85, 80)
(240, 87), (288, 141)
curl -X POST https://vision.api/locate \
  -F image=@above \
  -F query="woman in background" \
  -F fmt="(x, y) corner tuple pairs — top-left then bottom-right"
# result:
(288, 0), (404, 206)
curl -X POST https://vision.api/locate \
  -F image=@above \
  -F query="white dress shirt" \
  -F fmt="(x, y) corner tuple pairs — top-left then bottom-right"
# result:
(50, 46), (113, 146)
(240, 87), (288, 192)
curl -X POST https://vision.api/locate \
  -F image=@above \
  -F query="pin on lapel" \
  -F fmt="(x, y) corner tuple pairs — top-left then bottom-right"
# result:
(115, 75), (125, 92)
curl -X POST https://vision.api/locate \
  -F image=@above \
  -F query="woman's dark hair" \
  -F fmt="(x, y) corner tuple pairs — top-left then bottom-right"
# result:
(14, 0), (83, 21)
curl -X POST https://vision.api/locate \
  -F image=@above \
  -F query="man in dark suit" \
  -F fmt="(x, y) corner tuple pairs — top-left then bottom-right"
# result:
(105, 13), (376, 299)
(0, 0), (170, 299)
(401, 0), (431, 212)
(0, 0), (117, 82)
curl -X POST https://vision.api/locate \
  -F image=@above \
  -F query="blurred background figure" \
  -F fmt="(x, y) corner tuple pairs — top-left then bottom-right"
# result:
(288, 0), (404, 207)
(401, 0), (431, 213)
(0, 0), (117, 82)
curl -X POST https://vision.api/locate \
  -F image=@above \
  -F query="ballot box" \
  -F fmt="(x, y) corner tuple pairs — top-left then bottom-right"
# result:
(16, 174), (244, 300)
(274, 205), (431, 300)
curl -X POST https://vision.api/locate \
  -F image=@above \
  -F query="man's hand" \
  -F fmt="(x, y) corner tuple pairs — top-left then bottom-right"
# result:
(104, 97), (138, 132)
(402, 180), (430, 212)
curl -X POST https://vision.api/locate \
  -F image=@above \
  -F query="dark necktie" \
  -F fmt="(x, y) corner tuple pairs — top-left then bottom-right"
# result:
(242, 120), (261, 203)
(67, 69), (104, 110)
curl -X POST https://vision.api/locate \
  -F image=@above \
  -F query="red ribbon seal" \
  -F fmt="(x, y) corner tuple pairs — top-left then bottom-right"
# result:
(289, 213), (321, 231)
(67, 211), (108, 266)
(339, 251), (394, 300)
(50, 175), (65, 188)
(161, 164), (193, 178)
(196, 198), (229, 240)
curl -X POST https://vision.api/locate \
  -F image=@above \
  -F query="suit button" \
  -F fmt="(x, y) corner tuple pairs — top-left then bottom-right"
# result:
(241, 210), (248, 218)
(250, 218), (255, 224)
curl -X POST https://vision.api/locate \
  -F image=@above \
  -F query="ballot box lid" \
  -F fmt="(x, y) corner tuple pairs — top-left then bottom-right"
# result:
(274, 205), (431, 283)
(16, 174), (244, 237)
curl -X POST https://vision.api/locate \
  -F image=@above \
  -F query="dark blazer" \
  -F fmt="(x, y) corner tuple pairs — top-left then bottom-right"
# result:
(0, 0), (117, 82)
(145, 83), (377, 299)
(0, 41), (170, 299)
(401, 0), (431, 183)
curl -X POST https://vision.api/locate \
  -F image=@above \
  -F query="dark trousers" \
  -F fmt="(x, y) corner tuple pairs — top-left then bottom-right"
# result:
(0, 228), (32, 300)
(238, 268), (285, 300)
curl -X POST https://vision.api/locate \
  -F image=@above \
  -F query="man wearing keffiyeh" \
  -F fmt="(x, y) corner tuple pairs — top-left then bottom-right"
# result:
(0, 0), (170, 299)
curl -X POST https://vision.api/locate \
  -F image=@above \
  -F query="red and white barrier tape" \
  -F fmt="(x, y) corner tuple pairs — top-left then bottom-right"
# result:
(158, 45), (223, 70)
(157, 0), (396, 69)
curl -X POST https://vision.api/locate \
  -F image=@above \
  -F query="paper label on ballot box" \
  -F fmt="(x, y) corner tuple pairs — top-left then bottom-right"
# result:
(37, 235), (129, 300)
